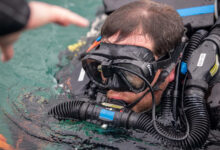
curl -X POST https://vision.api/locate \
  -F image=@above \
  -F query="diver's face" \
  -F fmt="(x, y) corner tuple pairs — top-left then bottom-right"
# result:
(103, 34), (171, 112)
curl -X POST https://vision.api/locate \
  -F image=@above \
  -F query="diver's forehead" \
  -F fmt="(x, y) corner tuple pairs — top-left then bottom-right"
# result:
(103, 33), (154, 52)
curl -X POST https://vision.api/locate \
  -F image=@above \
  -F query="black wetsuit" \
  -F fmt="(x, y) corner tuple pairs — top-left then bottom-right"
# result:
(0, 0), (30, 36)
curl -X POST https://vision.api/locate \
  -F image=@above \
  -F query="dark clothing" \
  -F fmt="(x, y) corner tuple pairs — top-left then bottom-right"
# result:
(0, 0), (30, 36)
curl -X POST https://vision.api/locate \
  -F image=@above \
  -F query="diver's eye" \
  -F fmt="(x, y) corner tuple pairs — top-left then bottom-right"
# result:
(115, 63), (145, 90)
(122, 70), (145, 89)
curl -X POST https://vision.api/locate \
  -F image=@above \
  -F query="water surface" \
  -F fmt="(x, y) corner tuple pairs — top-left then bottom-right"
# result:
(0, 0), (102, 149)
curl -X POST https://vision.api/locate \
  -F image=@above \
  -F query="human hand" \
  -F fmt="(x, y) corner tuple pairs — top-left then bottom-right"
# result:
(0, 32), (20, 62)
(26, 1), (89, 29)
(0, 1), (89, 62)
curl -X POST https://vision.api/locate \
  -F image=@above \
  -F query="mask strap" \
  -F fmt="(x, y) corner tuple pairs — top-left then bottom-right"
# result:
(86, 36), (102, 53)
(156, 43), (185, 69)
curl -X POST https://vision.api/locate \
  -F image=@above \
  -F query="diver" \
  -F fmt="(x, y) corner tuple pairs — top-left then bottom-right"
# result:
(50, 0), (220, 149)
(93, 0), (184, 112)
(60, 0), (184, 112)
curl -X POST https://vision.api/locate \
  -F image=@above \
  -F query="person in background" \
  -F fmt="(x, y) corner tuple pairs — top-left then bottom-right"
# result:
(0, 0), (89, 62)
(0, 1), (88, 149)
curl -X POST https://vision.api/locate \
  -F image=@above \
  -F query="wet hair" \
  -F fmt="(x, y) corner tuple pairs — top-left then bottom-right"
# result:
(101, 0), (184, 56)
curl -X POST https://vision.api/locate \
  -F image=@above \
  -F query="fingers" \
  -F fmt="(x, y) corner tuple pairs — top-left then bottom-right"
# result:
(0, 134), (7, 142)
(0, 32), (20, 62)
(26, 1), (89, 30)
(0, 44), (14, 62)
(51, 5), (89, 27)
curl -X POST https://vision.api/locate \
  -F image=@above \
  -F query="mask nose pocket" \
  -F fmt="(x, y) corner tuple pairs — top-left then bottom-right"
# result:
(108, 73), (129, 91)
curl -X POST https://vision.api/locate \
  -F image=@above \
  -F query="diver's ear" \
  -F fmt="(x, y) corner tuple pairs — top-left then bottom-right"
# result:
(168, 68), (175, 82)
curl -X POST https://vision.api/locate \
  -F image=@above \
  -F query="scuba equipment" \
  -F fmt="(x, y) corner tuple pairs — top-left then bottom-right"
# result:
(86, 36), (102, 53)
(49, 18), (220, 149)
(2, 0), (219, 149)
(82, 42), (181, 93)
(82, 40), (185, 110)
(83, 43), (156, 93)
(215, 0), (220, 20)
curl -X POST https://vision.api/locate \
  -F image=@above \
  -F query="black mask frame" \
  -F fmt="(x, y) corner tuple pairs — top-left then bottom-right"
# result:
(82, 43), (181, 93)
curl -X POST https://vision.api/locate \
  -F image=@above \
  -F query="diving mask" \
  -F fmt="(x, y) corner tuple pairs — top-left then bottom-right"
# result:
(82, 43), (175, 93)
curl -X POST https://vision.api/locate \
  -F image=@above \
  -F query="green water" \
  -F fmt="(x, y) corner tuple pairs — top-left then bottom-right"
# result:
(0, 0), (102, 149)
(1, 1), (220, 149)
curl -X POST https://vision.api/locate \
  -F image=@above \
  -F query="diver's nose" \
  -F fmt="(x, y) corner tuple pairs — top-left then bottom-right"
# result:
(108, 74), (128, 91)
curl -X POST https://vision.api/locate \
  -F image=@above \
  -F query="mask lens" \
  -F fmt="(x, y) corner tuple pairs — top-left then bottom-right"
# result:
(83, 58), (154, 92)
(83, 59), (108, 85)
(122, 70), (145, 90)
(117, 64), (146, 91)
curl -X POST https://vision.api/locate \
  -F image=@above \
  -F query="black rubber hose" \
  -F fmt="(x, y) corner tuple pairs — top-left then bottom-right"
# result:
(48, 28), (212, 149)
(182, 29), (208, 62)
(172, 63), (181, 122)
(160, 82), (175, 117)
(49, 101), (84, 120)
(49, 89), (209, 149)
(171, 29), (208, 127)
(49, 100), (134, 128)
(132, 88), (210, 149)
